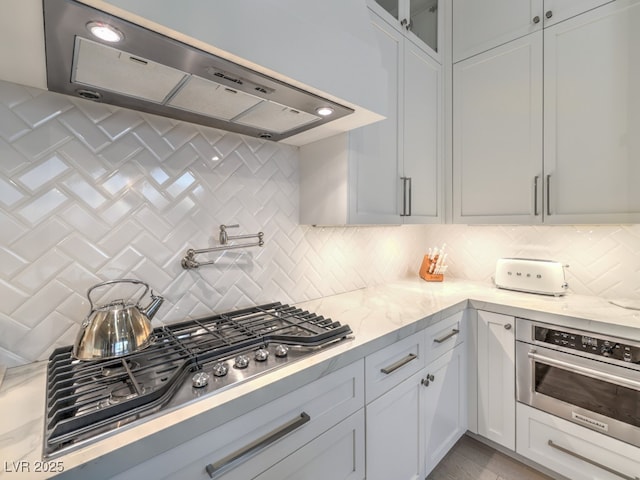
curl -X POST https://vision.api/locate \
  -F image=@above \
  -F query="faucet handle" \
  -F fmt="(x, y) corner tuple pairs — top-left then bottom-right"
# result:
(219, 224), (240, 244)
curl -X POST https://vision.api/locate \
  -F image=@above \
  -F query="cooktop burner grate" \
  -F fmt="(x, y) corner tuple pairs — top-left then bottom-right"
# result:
(44, 302), (351, 458)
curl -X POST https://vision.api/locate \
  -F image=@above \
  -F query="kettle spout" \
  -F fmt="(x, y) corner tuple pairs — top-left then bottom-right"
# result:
(142, 291), (164, 320)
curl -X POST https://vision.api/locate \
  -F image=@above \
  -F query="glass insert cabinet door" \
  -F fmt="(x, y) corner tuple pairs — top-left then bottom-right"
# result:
(372, 0), (439, 54)
(374, 0), (400, 20)
(409, 0), (438, 53)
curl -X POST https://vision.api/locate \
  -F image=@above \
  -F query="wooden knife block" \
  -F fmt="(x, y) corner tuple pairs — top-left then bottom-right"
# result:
(419, 255), (444, 282)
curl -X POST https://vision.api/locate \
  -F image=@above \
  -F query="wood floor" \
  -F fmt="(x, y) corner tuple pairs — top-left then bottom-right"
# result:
(426, 435), (555, 480)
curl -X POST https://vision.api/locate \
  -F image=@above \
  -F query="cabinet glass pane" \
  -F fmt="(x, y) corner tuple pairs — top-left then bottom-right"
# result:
(374, 0), (399, 20)
(410, 0), (438, 52)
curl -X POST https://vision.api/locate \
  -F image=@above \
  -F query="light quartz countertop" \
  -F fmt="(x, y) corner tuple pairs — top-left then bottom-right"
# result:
(1, 278), (639, 479)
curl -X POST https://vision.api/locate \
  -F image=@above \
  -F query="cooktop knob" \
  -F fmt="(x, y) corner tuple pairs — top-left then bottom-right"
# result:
(275, 344), (289, 358)
(192, 371), (210, 388)
(255, 348), (269, 362)
(234, 355), (250, 369)
(212, 362), (229, 377)
(600, 343), (615, 357)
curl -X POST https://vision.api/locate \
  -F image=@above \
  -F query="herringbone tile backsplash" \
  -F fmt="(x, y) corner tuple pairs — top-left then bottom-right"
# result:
(1, 79), (639, 366)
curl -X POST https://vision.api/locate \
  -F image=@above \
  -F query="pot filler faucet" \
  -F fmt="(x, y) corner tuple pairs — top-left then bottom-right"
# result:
(181, 224), (265, 269)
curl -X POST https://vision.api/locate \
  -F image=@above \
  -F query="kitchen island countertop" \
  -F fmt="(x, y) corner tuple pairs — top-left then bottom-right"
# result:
(1, 277), (639, 479)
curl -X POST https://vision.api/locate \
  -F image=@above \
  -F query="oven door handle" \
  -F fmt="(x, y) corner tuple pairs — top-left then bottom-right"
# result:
(528, 350), (640, 391)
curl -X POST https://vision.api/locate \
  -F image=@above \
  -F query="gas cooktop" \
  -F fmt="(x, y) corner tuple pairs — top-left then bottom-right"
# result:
(44, 302), (352, 458)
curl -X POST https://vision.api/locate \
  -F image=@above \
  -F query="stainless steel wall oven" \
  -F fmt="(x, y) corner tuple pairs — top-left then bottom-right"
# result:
(516, 318), (640, 448)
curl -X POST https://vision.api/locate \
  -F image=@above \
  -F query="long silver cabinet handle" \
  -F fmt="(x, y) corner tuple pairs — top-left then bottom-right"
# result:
(533, 175), (539, 216)
(528, 351), (640, 391)
(380, 353), (418, 375)
(546, 174), (551, 216)
(205, 412), (311, 478)
(547, 440), (639, 480)
(400, 177), (409, 216)
(406, 177), (412, 217)
(433, 329), (459, 344)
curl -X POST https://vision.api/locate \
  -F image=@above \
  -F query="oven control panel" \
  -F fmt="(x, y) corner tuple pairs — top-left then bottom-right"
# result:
(534, 326), (639, 364)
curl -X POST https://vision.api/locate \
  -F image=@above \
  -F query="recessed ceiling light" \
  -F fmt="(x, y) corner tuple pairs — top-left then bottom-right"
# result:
(316, 106), (334, 117)
(86, 21), (124, 43)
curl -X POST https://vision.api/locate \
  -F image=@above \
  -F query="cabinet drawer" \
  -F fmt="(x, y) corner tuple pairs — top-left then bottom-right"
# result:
(112, 360), (364, 480)
(365, 331), (426, 402)
(254, 409), (365, 480)
(516, 403), (640, 480)
(424, 311), (465, 364)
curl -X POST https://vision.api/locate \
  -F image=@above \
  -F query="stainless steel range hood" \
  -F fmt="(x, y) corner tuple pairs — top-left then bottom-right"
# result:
(43, 0), (357, 142)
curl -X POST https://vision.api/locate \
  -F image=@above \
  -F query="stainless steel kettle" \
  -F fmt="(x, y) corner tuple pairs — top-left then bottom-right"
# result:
(73, 279), (164, 361)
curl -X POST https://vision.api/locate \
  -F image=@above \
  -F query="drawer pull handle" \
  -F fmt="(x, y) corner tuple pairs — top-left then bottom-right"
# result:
(547, 440), (639, 480)
(380, 353), (418, 374)
(205, 412), (311, 478)
(433, 329), (459, 344)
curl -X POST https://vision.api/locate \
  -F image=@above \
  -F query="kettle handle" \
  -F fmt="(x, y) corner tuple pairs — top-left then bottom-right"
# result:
(86, 279), (150, 312)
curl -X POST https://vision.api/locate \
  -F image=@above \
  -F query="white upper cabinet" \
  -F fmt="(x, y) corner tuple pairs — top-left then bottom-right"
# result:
(453, 0), (542, 63)
(453, 0), (640, 224)
(543, 0), (640, 223)
(349, 14), (403, 224)
(398, 36), (443, 223)
(542, 0), (615, 27)
(453, 33), (543, 223)
(370, 0), (442, 62)
(453, 0), (614, 62)
(300, 9), (443, 225)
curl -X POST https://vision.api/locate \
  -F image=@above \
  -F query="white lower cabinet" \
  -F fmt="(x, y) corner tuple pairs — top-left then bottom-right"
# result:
(366, 369), (424, 480)
(476, 310), (516, 450)
(111, 360), (364, 480)
(365, 312), (467, 480)
(517, 403), (640, 480)
(254, 409), (365, 480)
(423, 343), (467, 476)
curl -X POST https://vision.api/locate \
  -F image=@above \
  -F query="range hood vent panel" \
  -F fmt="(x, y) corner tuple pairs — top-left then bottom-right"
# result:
(43, 0), (355, 142)
(235, 102), (320, 135)
(72, 37), (188, 104)
(167, 75), (264, 121)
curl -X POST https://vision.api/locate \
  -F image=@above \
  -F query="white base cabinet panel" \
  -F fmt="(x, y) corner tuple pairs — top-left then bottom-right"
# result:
(424, 310), (464, 364)
(517, 403), (640, 480)
(366, 369), (424, 480)
(365, 330), (426, 402)
(423, 343), (467, 476)
(366, 312), (468, 480)
(111, 360), (364, 480)
(477, 311), (515, 450)
(255, 409), (365, 480)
